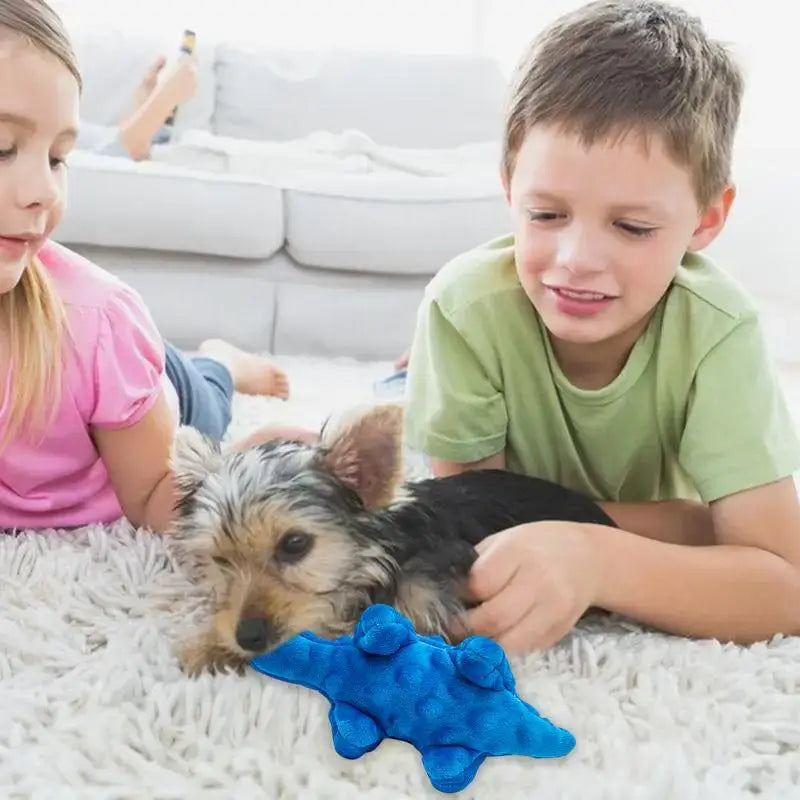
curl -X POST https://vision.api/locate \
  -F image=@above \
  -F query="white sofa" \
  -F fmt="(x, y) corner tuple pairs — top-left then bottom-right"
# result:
(55, 26), (511, 359)
(56, 25), (800, 363)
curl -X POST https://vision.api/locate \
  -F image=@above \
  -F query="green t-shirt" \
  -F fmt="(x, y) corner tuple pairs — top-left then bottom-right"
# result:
(404, 234), (800, 503)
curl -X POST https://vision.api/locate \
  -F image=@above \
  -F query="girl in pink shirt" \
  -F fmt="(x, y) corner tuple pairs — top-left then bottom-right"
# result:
(0, 0), (305, 533)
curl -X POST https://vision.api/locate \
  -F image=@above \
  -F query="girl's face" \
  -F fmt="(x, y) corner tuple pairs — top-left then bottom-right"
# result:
(0, 33), (79, 295)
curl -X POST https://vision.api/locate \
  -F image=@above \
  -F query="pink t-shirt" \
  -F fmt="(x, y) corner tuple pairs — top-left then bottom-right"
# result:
(0, 242), (180, 530)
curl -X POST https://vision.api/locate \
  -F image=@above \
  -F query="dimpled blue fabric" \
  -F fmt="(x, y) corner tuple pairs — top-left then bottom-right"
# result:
(250, 604), (575, 793)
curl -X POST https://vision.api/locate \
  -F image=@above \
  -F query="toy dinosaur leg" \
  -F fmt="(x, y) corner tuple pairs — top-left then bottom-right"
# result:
(421, 745), (485, 793)
(353, 604), (414, 655)
(451, 637), (516, 692)
(328, 702), (384, 759)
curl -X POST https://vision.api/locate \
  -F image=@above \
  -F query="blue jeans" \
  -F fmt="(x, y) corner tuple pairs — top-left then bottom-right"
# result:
(164, 342), (234, 441)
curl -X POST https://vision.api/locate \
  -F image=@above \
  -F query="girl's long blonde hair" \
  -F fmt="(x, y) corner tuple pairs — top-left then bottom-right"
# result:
(0, 0), (82, 450)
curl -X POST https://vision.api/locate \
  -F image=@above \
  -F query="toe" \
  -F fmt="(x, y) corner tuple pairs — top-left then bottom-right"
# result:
(274, 371), (290, 400)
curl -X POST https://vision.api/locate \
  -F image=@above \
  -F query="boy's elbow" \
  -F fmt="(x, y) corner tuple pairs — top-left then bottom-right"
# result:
(769, 559), (800, 637)
(787, 566), (800, 636)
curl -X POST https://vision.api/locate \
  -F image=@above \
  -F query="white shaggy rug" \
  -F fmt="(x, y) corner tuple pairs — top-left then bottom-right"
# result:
(2, 356), (800, 800)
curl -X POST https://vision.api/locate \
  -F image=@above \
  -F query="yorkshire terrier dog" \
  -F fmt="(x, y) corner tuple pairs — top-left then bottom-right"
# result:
(169, 404), (615, 675)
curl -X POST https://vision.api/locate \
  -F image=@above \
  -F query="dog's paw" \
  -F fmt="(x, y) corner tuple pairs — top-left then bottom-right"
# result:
(178, 630), (249, 677)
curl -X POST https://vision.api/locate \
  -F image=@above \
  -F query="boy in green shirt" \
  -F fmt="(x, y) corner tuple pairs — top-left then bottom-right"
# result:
(405, 0), (800, 652)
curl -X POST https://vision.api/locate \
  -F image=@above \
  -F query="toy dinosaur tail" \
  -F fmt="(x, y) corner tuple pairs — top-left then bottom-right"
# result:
(521, 714), (576, 759)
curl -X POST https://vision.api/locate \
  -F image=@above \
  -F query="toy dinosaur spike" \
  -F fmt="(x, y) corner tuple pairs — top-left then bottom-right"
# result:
(250, 604), (575, 793)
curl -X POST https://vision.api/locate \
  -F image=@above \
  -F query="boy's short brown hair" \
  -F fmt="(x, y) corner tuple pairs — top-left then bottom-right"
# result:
(503, 0), (743, 207)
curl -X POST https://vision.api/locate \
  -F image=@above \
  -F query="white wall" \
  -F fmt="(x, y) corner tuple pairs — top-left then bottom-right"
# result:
(55, 0), (796, 149)
(53, 0), (473, 53)
(474, 0), (797, 150)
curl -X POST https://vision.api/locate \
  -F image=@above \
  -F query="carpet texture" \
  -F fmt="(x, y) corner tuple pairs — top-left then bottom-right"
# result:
(2, 356), (799, 800)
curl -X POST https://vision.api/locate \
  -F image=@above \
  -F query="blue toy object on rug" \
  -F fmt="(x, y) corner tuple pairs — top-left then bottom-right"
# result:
(250, 604), (575, 793)
(373, 368), (407, 399)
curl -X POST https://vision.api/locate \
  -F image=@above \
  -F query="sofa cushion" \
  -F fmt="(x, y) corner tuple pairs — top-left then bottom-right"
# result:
(213, 46), (507, 148)
(58, 152), (284, 260)
(284, 171), (510, 275)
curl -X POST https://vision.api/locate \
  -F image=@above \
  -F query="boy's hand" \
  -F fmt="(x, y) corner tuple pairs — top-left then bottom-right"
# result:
(465, 521), (601, 652)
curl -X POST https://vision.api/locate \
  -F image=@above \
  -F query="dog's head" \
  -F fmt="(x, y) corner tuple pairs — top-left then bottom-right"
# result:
(169, 404), (405, 659)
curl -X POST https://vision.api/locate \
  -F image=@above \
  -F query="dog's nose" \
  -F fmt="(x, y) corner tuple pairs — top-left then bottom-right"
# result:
(235, 618), (273, 652)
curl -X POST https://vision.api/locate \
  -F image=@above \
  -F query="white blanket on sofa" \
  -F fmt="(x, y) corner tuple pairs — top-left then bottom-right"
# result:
(152, 128), (501, 183)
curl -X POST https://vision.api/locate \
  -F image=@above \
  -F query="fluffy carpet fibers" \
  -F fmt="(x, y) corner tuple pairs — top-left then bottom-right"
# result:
(2, 356), (800, 800)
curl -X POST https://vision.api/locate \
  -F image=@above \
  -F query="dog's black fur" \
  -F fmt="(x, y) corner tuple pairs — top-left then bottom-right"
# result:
(364, 468), (616, 608)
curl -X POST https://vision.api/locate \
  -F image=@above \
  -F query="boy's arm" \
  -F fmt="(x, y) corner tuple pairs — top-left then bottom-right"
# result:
(405, 294), (509, 466)
(593, 314), (800, 640)
(591, 476), (800, 642)
(597, 499), (715, 545)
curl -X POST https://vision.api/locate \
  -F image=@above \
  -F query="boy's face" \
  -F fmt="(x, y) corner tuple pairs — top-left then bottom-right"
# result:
(0, 34), (78, 295)
(504, 124), (732, 357)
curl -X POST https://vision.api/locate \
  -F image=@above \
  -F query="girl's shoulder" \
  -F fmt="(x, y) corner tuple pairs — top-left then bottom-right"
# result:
(38, 240), (161, 360)
(37, 240), (138, 312)
(38, 240), (156, 336)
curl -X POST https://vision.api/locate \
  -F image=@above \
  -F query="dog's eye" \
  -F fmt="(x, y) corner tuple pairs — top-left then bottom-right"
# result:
(276, 531), (313, 563)
(212, 555), (232, 569)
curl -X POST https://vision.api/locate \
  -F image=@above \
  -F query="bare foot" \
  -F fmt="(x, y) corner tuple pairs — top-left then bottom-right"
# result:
(198, 339), (290, 399)
(124, 56), (166, 124)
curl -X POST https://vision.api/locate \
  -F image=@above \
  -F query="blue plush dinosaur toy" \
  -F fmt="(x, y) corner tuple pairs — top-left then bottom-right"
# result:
(250, 604), (575, 793)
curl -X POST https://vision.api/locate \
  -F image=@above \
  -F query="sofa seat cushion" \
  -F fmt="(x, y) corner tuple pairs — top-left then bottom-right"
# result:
(284, 170), (509, 275)
(58, 152), (284, 259)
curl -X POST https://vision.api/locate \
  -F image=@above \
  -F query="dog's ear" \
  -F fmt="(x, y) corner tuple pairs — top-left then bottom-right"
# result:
(319, 404), (404, 509)
(171, 425), (223, 495)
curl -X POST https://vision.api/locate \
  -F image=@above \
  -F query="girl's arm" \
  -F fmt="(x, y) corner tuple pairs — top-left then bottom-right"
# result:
(94, 398), (321, 533)
(92, 391), (177, 533)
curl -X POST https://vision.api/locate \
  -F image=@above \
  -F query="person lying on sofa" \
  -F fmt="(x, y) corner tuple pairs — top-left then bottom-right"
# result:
(76, 54), (197, 161)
